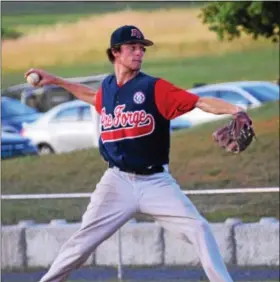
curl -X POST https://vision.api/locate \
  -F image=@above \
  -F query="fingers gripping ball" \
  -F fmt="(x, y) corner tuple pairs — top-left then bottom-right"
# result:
(26, 73), (41, 85)
(213, 112), (256, 153)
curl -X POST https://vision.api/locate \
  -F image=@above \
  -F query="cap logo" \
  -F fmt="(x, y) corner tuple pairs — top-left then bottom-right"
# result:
(131, 29), (142, 39)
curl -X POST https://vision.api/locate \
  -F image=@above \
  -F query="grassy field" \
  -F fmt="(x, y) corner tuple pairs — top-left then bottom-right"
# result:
(2, 4), (277, 90)
(2, 2), (200, 17)
(2, 45), (279, 89)
(1, 102), (279, 225)
(2, 2), (199, 36)
(2, 7), (274, 72)
(1, 2), (279, 226)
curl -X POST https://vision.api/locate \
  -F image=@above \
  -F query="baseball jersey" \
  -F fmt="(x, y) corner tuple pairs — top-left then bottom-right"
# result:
(95, 72), (198, 169)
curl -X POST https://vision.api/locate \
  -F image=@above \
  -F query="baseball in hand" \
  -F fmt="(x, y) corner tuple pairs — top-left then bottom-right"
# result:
(26, 73), (40, 85)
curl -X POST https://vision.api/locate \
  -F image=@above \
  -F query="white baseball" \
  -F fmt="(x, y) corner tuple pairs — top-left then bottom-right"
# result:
(26, 73), (40, 85)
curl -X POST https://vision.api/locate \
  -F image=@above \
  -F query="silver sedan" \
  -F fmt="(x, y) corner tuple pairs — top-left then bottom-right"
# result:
(21, 100), (99, 155)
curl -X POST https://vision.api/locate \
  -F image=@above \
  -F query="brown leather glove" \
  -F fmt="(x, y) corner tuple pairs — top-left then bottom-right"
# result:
(212, 112), (256, 153)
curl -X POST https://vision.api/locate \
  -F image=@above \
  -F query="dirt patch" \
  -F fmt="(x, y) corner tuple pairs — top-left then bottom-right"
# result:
(254, 117), (279, 133)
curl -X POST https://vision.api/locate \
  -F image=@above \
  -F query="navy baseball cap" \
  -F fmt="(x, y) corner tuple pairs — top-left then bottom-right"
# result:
(110, 25), (154, 48)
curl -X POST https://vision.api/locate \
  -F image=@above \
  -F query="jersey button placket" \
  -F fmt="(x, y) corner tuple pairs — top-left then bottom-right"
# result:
(115, 94), (120, 105)
(115, 92), (122, 166)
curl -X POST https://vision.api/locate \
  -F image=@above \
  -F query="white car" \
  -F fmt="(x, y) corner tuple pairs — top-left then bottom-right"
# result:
(21, 99), (192, 155)
(181, 81), (279, 126)
(21, 100), (99, 155)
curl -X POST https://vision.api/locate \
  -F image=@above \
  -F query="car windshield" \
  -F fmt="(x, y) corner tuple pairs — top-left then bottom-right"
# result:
(241, 84), (279, 102)
(1, 98), (37, 119)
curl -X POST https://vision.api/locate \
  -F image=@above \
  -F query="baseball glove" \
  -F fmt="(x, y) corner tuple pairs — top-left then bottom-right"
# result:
(212, 111), (255, 153)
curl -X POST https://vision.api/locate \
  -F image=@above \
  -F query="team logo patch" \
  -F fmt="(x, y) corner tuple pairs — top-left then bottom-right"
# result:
(133, 92), (145, 104)
(131, 29), (142, 39)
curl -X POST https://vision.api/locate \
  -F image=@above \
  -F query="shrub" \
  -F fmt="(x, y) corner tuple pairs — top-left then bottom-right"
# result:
(1, 27), (22, 40)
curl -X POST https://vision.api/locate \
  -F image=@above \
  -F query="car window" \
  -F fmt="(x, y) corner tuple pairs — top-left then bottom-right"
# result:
(40, 88), (75, 112)
(218, 90), (250, 105)
(241, 85), (279, 102)
(47, 89), (74, 104)
(52, 107), (80, 122)
(81, 106), (92, 121)
(1, 97), (37, 119)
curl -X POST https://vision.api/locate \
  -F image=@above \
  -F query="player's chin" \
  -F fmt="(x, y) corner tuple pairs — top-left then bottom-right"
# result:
(132, 67), (141, 72)
(131, 62), (142, 71)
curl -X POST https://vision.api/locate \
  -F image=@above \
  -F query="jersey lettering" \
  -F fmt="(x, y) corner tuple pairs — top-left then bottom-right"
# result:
(101, 105), (155, 143)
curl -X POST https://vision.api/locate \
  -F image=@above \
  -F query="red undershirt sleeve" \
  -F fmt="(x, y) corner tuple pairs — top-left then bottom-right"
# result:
(95, 87), (102, 114)
(154, 78), (199, 120)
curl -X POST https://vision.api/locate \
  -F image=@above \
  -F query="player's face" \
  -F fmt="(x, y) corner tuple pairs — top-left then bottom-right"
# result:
(117, 43), (146, 71)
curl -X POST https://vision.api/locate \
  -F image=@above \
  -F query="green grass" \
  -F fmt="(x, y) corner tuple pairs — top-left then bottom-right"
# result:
(1, 102), (279, 225)
(2, 13), (96, 28)
(2, 2), (201, 17)
(2, 2), (201, 28)
(2, 45), (279, 89)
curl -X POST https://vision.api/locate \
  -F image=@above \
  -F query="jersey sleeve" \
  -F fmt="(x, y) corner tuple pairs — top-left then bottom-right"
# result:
(94, 87), (102, 114)
(154, 79), (199, 120)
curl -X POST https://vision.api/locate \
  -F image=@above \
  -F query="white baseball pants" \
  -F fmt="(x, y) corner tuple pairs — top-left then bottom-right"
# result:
(39, 167), (233, 282)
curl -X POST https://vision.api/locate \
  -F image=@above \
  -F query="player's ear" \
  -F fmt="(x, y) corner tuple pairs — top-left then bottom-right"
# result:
(106, 46), (121, 63)
(111, 46), (121, 57)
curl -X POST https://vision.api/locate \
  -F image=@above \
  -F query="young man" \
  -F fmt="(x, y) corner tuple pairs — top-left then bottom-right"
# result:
(25, 25), (239, 282)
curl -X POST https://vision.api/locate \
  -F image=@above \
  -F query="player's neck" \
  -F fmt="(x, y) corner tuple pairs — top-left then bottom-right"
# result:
(114, 64), (140, 87)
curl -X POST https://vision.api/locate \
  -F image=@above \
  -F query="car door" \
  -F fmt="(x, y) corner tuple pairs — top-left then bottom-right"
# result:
(77, 105), (98, 149)
(48, 106), (83, 153)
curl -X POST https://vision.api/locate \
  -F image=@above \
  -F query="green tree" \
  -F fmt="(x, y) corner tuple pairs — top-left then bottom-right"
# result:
(199, 2), (280, 42)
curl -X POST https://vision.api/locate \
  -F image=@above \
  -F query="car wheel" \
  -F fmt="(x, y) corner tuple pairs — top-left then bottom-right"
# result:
(38, 144), (54, 155)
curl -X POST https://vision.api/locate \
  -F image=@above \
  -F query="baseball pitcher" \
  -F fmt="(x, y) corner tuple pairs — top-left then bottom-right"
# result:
(25, 25), (254, 282)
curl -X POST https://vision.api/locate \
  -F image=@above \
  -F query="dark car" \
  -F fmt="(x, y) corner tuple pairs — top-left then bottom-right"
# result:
(1, 96), (42, 132)
(2, 74), (108, 112)
(1, 130), (38, 159)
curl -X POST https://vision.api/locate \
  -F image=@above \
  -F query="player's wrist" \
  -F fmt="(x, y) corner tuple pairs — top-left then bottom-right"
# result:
(52, 76), (65, 86)
(232, 106), (244, 116)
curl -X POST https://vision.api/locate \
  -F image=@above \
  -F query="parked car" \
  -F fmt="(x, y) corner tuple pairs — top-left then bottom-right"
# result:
(21, 100), (99, 155)
(170, 115), (192, 131)
(1, 96), (43, 132)
(21, 97), (192, 155)
(1, 130), (38, 159)
(181, 81), (279, 126)
(2, 124), (18, 134)
(2, 74), (108, 112)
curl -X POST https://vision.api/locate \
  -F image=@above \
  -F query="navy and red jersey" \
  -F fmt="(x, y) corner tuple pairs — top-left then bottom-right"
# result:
(95, 72), (198, 170)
